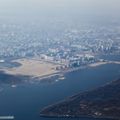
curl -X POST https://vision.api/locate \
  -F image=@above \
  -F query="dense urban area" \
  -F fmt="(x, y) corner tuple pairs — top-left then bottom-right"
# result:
(0, 0), (120, 120)
(0, 22), (120, 69)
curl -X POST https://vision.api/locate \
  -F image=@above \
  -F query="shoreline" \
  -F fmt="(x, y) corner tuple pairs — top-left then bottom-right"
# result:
(40, 114), (119, 120)
(0, 58), (60, 78)
(61, 60), (120, 75)
(0, 58), (120, 82)
(40, 78), (120, 119)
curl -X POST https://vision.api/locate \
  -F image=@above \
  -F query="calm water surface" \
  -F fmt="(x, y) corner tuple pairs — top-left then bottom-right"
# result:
(0, 56), (120, 120)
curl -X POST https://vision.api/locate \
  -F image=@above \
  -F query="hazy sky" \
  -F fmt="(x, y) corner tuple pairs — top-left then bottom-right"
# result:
(0, 0), (120, 22)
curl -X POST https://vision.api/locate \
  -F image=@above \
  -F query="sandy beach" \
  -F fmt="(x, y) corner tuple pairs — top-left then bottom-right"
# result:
(0, 59), (60, 77)
(88, 61), (120, 67)
(0, 58), (120, 80)
(88, 62), (109, 67)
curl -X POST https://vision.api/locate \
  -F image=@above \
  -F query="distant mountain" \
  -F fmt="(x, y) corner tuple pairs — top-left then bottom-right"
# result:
(40, 78), (120, 119)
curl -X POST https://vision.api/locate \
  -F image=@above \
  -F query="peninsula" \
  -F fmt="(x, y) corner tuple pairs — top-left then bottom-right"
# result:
(40, 78), (120, 119)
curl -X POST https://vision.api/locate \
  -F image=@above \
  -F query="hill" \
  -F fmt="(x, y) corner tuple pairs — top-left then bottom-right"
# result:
(40, 78), (120, 119)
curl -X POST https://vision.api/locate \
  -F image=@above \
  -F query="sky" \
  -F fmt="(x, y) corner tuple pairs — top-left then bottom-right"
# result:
(0, 0), (120, 22)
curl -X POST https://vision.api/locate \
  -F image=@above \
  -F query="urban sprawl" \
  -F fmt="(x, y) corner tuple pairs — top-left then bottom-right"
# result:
(0, 22), (120, 70)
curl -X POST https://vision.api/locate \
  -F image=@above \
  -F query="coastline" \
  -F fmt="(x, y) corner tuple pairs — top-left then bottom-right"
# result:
(0, 58), (60, 78)
(88, 61), (120, 67)
(0, 58), (120, 82)
(40, 78), (120, 119)
(40, 114), (119, 120)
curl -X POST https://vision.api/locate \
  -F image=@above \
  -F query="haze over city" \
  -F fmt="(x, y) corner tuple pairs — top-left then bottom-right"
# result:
(0, 0), (120, 120)
(0, 0), (120, 22)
